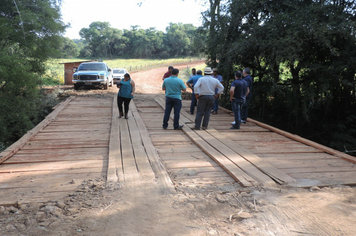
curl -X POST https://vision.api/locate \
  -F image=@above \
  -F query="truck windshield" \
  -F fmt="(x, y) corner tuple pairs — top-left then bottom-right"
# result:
(113, 69), (125, 73)
(78, 63), (106, 71)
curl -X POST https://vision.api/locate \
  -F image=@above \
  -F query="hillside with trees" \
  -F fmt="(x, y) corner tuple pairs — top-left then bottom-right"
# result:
(60, 22), (203, 59)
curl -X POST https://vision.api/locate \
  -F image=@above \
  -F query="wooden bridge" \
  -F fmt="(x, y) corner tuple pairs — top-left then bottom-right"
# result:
(1, 93), (356, 206)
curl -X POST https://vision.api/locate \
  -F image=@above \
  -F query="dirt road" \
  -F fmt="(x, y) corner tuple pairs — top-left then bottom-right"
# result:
(1, 63), (356, 236)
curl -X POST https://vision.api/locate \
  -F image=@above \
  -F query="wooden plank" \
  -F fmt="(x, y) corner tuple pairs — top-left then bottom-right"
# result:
(164, 159), (218, 169)
(258, 153), (338, 160)
(127, 107), (155, 179)
(107, 95), (122, 183)
(173, 172), (232, 179)
(4, 153), (106, 164)
(173, 177), (234, 185)
(194, 129), (277, 187)
(119, 117), (140, 184)
(248, 117), (356, 164)
(244, 146), (324, 154)
(0, 96), (75, 164)
(267, 158), (356, 169)
(155, 97), (256, 187)
(0, 172), (101, 188)
(279, 166), (356, 174)
(130, 101), (176, 194)
(0, 160), (106, 173)
(21, 143), (108, 150)
(15, 147), (107, 154)
(178, 102), (295, 186)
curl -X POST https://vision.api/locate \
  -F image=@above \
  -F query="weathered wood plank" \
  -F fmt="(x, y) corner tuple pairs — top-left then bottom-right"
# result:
(130, 101), (175, 194)
(119, 117), (140, 183)
(127, 107), (155, 179)
(0, 160), (106, 173)
(248, 117), (356, 164)
(155, 97), (256, 187)
(107, 95), (122, 183)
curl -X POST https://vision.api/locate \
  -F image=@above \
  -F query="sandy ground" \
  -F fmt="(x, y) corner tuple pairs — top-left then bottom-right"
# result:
(1, 63), (356, 236)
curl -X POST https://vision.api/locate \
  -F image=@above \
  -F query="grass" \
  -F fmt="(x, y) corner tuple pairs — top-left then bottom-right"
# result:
(43, 58), (204, 86)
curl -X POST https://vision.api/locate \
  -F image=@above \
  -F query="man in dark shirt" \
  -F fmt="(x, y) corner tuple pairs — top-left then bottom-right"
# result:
(162, 66), (174, 80)
(241, 67), (253, 123)
(230, 71), (249, 129)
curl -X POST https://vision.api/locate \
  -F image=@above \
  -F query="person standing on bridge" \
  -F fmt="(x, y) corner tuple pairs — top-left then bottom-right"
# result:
(162, 65), (174, 80)
(162, 68), (187, 130)
(230, 71), (248, 129)
(189, 68), (197, 78)
(117, 73), (135, 119)
(186, 70), (203, 115)
(192, 67), (224, 130)
(212, 68), (223, 115)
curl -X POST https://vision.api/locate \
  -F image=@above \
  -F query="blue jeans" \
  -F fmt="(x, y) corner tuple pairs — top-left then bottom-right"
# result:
(195, 95), (214, 128)
(213, 95), (219, 112)
(190, 91), (197, 114)
(241, 95), (251, 120)
(163, 97), (182, 129)
(231, 99), (244, 129)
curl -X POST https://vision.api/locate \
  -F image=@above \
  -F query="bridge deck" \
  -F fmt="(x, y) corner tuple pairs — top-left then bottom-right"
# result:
(1, 94), (356, 205)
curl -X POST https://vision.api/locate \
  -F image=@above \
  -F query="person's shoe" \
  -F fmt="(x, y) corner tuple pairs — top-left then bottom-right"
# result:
(191, 126), (200, 130)
(212, 111), (217, 115)
(162, 125), (167, 130)
(241, 120), (246, 124)
(231, 121), (236, 125)
(230, 126), (240, 130)
(174, 125), (184, 130)
(202, 127), (207, 130)
(118, 112), (123, 118)
(125, 115), (129, 119)
(190, 112), (194, 115)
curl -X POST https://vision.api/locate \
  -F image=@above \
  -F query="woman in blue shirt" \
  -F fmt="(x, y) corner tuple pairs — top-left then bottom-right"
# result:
(117, 73), (135, 119)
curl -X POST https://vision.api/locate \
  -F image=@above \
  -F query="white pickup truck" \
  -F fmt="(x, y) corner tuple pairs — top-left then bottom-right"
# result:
(72, 62), (113, 90)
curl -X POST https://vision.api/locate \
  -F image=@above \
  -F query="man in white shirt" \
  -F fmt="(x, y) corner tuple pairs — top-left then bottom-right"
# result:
(192, 67), (224, 130)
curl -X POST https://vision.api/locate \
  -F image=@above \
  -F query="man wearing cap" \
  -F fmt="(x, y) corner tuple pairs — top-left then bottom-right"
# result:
(192, 67), (224, 130)
(162, 68), (187, 130)
(162, 66), (174, 80)
(212, 68), (223, 114)
(186, 70), (203, 115)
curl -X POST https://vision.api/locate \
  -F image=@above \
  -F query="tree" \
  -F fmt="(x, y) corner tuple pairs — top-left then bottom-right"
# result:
(60, 37), (80, 58)
(0, 0), (66, 146)
(165, 23), (192, 57)
(202, 0), (356, 153)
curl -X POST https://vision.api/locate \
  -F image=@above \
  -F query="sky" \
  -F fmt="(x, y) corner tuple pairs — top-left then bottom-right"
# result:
(61, 0), (206, 39)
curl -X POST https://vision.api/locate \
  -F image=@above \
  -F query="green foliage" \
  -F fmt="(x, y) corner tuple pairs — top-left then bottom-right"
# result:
(0, 0), (66, 149)
(73, 21), (204, 59)
(60, 37), (80, 58)
(203, 0), (356, 154)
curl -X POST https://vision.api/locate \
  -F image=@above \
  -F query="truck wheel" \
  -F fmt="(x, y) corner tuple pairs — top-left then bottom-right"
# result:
(74, 84), (79, 90)
(103, 82), (108, 90)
